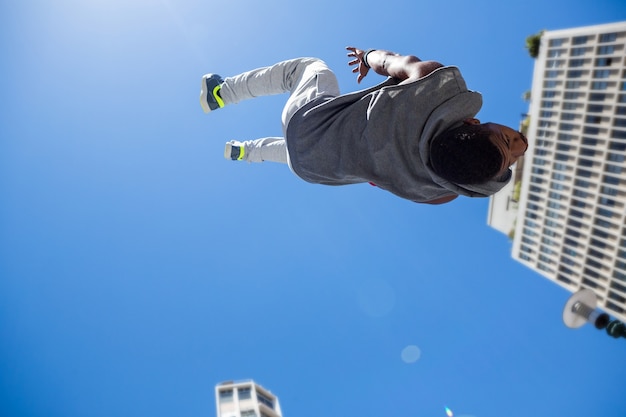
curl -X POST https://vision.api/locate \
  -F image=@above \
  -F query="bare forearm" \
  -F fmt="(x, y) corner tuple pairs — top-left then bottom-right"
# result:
(364, 50), (414, 78)
(346, 46), (443, 84)
(365, 50), (443, 82)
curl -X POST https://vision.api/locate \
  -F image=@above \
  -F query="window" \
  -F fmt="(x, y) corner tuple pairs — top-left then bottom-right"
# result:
(549, 38), (565, 47)
(539, 254), (554, 264)
(549, 191), (563, 200)
(531, 176), (544, 185)
(593, 69), (611, 78)
(580, 148), (597, 157)
(599, 196), (618, 207)
(546, 209), (563, 219)
(610, 141), (626, 152)
(571, 47), (588, 56)
(559, 123), (576, 131)
(607, 153), (625, 163)
(586, 115), (602, 124)
(548, 201), (563, 210)
(595, 218), (615, 229)
(583, 278), (602, 290)
(591, 81), (609, 90)
(567, 69), (584, 78)
(565, 81), (585, 89)
(586, 258), (603, 270)
(219, 390), (234, 403)
(589, 93), (607, 101)
(569, 209), (585, 219)
(584, 126), (600, 135)
(547, 59), (564, 68)
(549, 49), (565, 58)
(599, 33), (618, 43)
(592, 228), (610, 239)
(569, 58), (586, 67)
(572, 36), (588, 45)
(545, 220), (560, 229)
(238, 387), (252, 400)
(601, 185), (618, 196)
(241, 411), (256, 417)
(597, 45), (615, 55)
(596, 208), (614, 218)
(575, 179), (591, 188)
(257, 393), (274, 409)
(562, 102), (582, 110)
(523, 227), (538, 237)
(587, 104), (605, 113)
(605, 164), (623, 174)
(595, 57), (613, 66)
(611, 129), (626, 140)
(564, 92), (583, 100)
(603, 175), (621, 185)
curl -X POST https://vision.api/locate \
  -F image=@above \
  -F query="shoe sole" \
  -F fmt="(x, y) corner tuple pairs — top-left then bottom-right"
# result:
(224, 143), (233, 159)
(200, 76), (211, 113)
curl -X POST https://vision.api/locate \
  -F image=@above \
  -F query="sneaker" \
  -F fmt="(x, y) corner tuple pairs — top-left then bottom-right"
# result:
(224, 141), (245, 161)
(200, 74), (225, 113)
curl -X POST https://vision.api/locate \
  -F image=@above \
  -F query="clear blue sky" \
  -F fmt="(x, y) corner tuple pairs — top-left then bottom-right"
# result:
(1, 1), (626, 417)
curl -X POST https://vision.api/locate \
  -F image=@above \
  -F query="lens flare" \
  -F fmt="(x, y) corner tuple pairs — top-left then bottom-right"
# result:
(445, 406), (454, 417)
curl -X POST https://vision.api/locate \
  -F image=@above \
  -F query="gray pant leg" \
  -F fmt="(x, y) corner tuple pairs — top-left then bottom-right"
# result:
(220, 58), (339, 128)
(219, 57), (339, 164)
(238, 137), (288, 164)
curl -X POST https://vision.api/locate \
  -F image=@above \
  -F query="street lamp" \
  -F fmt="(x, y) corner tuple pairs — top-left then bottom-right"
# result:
(563, 289), (626, 340)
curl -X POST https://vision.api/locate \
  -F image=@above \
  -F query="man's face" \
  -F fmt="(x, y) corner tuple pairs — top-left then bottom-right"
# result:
(463, 119), (529, 176)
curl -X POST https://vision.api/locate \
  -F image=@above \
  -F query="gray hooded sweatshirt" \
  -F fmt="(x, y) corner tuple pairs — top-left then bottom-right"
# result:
(285, 66), (511, 203)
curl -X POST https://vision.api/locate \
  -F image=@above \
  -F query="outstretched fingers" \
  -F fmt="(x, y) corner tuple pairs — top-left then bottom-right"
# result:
(345, 46), (369, 84)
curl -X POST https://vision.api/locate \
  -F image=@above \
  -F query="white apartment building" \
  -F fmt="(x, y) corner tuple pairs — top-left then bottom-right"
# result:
(215, 380), (282, 417)
(500, 22), (626, 321)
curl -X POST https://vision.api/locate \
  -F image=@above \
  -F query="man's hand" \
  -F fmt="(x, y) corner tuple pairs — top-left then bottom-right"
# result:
(346, 46), (370, 84)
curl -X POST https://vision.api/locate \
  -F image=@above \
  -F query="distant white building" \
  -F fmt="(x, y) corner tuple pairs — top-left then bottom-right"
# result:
(215, 380), (282, 417)
(489, 21), (626, 322)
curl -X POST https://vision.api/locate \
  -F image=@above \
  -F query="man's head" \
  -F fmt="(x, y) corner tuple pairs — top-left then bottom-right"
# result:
(430, 118), (528, 184)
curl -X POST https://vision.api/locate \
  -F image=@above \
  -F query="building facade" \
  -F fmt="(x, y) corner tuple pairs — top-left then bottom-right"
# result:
(504, 22), (626, 321)
(215, 380), (282, 417)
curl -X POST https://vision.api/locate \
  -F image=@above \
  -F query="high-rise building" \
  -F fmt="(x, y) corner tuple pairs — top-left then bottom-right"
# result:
(489, 21), (626, 322)
(215, 380), (283, 417)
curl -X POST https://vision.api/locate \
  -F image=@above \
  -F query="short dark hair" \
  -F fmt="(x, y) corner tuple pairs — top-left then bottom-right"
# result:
(429, 124), (503, 184)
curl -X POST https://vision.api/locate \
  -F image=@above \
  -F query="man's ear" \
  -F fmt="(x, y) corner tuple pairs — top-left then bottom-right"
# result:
(462, 118), (480, 125)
